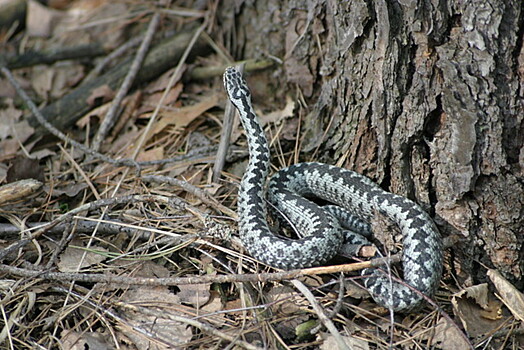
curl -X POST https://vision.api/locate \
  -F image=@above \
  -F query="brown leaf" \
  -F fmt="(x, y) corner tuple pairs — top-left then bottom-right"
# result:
(86, 85), (115, 107)
(6, 156), (44, 182)
(120, 287), (192, 349)
(147, 94), (219, 139)
(488, 269), (524, 322)
(61, 330), (112, 350)
(26, 0), (65, 37)
(431, 317), (473, 350)
(320, 334), (369, 350)
(136, 146), (164, 162)
(44, 183), (88, 197)
(177, 280), (211, 307)
(58, 243), (108, 272)
(451, 283), (507, 337)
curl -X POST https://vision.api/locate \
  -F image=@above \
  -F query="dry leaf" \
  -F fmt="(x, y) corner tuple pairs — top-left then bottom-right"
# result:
(61, 330), (112, 350)
(45, 183), (89, 197)
(267, 285), (302, 315)
(136, 146), (164, 162)
(86, 85), (115, 107)
(319, 333), (369, 350)
(177, 280), (211, 307)
(263, 95), (295, 124)
(75, 102), (111, 128)
(58, 243), (108, 272)
(27, 0), (65, 37)
(201, 293), (223, 313)
(50, 62), (86, 98)
(136, 82), (183, 115)
(0, 101), (23, 139)
(487, 269), (524, 322)
(31, 65), (54, 100)
(120, 287), (192, 350)
(451, 283), (506, 337)
(147, 94), (219, 139)
(0, 100), (34, 158)
(453, 283), (489, 309)
(431, 317), (472, 350)
(6, 157), (44, 182)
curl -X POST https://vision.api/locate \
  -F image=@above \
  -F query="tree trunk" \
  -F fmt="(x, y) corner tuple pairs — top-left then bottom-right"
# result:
(218, 0), (524, 286)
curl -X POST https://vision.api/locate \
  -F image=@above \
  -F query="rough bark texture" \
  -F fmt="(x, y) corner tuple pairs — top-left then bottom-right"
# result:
(218, 0), (524, 285)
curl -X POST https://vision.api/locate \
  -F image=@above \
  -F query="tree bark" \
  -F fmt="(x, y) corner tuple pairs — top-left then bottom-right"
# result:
(218, 0), (524, 285)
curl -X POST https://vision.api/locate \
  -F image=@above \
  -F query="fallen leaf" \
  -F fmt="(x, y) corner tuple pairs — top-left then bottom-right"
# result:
(61, 330), (112, 350)
(488, 269), (524, 322)
(31, 65), (54, 100)
(147, 94), (219, 139)
(453, 283), (489, 309)
(136, 146), (164, 162)
(86, 84), (115, 107)
(6, 156), (44, 182)
(0, 119), (35, 158)
(431, 317), (472, 350)
(262, 95), (295, 125)
(320, 333), (369, 350)
(50, 62), (86, 99)
(29, 148), (56, 160)
(26, 0), (65, 37)
(0, 101), (23, 139)
(120, 287), (192, 350)
(44, 183), (88, 197)
(451, 283), (507, 337)
(58, 243), (108, 272)
(267, 285), (302, 315)
(177, 280), (211, 307)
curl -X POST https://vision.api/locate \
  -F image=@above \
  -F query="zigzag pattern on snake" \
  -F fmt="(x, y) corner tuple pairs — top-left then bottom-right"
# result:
(223, 67), (443, 312)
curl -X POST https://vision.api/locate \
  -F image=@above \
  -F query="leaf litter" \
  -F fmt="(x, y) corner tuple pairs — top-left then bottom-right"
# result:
(0, 1), (522, 349)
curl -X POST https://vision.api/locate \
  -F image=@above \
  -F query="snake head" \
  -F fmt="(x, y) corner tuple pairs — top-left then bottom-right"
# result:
(223, 67), (251, 104)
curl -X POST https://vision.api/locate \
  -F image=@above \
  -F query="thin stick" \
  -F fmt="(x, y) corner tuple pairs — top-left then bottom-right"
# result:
(0, 254), (402, 286)
(291, 280), (350, 350)
(212, 63), (244, 183)
(92, 12), (161, 151)
(0, 65), (139, 169)
(0, 194), (184, 261)
(142, 175), (237, 218)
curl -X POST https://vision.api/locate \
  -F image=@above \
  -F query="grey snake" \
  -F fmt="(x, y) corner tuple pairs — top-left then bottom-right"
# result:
(223, 67), (443, 312)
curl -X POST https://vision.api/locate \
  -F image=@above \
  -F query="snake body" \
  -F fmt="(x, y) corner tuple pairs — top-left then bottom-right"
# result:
(223, 67), (443, 312)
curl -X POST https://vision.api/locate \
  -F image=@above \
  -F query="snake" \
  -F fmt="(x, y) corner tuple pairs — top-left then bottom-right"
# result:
(223, 67), (443, 312)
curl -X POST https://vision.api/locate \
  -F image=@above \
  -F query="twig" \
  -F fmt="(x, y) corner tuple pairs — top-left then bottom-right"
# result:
(212, 63), (244, 183)
(83, 36), (143, 82)
(0, 254), (403, 285)
(92, 13), (161, 151)
(291, 280), (350, 350)
(0, 220), (162, 239)
(0, 65), (140, 170)
(129, 20), (207, 162)
(142, 175), (237, 218)
(4, 44), (107, 69)
(1, 65), (221, 172)
(0, 194), (183, 261)
(52, 286), (174, 348)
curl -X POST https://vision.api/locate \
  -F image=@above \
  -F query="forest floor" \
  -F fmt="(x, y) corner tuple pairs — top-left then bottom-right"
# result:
(0, 1), (522, 349)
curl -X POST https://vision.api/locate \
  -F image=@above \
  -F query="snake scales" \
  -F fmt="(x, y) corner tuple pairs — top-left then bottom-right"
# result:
(223, 67), (443, 312)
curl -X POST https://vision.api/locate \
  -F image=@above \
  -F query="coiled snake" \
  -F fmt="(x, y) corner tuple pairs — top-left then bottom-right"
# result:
(223, 67), (443, 312)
